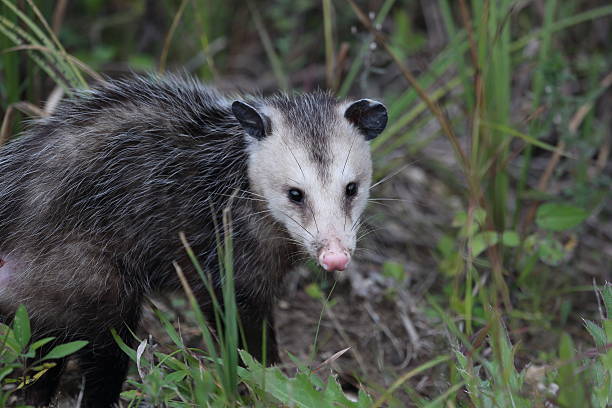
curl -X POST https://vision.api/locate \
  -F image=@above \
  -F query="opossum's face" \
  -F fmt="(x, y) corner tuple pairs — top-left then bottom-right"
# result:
(233, 96), (387, 272)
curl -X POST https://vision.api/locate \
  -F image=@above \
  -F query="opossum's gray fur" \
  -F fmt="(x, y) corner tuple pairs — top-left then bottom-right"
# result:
(0, 75), (349, 406)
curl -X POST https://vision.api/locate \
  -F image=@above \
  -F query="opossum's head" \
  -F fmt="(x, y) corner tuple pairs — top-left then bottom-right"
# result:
(232, 93), (387, 272)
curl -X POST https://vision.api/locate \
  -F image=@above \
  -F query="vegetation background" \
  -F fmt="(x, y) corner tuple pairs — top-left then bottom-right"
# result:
(0, 0), (610, 407)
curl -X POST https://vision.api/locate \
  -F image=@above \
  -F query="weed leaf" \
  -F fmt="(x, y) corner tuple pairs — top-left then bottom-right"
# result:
(536, 203), (588, 231)
(12, 305), (30, 350)
(41, 340), (88, 361)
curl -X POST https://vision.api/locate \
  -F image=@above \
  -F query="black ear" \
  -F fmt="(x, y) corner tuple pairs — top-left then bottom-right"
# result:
(232, 101), (270, 140)
(344, 99), (388, 141)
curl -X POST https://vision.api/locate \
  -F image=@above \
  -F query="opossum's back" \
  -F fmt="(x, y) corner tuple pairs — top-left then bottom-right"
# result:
(51, 75), (235, 139)
(0, 76), (249, 254)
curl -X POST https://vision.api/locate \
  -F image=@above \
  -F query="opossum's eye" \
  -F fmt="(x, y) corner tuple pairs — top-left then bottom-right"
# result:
(345, 182), (358, 198)
(288, 188), (304, 204)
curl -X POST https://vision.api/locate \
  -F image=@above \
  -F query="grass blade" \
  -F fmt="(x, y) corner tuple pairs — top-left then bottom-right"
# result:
(247, 0), (288, 91)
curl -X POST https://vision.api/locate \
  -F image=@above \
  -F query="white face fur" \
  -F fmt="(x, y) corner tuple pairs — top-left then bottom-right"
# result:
(233, 96), (387, 271)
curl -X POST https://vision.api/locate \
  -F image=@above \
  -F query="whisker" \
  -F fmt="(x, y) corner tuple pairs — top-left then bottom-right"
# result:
(352, 214), (379, 232)
(307, 202), (320, 234)
(279, 211), (315, 239)
(239, 211), (272, 225)
(369, 163), (412, 190)
(352, 247), (381, 257)
(210, 192), (267, 203)
(352, 247), (377, 254)
(263, 235), (305, 247)
(355, 223), (373, 235)
(233, 209), (270, 222)
(357, 227), (384, 242)
(235, 189), (266, 199)
(369, 197), (417, 203)
(288, 253), (311, 264)
(287, 246), (312, 263)
(353, 246), (386, 258)
(342, 131), (360, 176)
(366, 200), (394, 210)
(281, 138), (305, 180)
(369, 196), (433, 208)
(352, 214), (380, 231)
(369, 197), (401, 202)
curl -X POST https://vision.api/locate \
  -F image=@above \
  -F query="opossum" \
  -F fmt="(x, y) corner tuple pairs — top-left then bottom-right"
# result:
(0, 75), (387, 407)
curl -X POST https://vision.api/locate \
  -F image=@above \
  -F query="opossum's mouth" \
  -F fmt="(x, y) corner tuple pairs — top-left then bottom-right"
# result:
(317, 239), (351, 272)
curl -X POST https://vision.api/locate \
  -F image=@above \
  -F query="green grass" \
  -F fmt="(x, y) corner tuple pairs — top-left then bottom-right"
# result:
(0, 305), (88, 405)
(1, 0), (611, 406)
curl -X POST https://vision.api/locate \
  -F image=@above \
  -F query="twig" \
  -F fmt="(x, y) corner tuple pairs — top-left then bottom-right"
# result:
(397, 300), (421, 353)
(51, 0), (68, 35)
(159, 0), (189, 74)
(44, 86), (64, 115)
(312, 347), (350, 373)
(344, 0), (470, 174)
(4, 44), (103, 82)
(248, 0), (289, 91)
(0, 102), (47, 146)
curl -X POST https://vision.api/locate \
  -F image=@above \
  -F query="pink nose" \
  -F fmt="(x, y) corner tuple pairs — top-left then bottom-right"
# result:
(318, 250), (350, 271)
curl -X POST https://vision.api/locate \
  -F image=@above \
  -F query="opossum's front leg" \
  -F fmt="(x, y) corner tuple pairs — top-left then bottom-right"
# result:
(191, 268), (280, 365)
(23, 351), (67, 407)
(78, 299), (142, 408)
(238, 302), (280, 365)
(78, 338), (132, 408)
(198, 295), (279, 364)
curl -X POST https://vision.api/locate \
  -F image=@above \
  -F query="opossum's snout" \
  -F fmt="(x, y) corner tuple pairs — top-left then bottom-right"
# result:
(317, 239), (350, 271)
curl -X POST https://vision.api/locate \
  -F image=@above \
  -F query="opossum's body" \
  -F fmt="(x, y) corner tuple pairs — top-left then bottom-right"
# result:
(0, 75), (387, 407)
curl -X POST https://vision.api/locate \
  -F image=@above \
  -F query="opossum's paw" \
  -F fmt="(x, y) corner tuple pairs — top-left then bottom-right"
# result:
(23, 387), (56, 407)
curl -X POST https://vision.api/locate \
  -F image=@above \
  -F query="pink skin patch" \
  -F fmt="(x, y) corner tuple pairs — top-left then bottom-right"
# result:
(0, 254), (19, 287)
(0, 257), (9, 286)
(318, 239), (351, 272)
